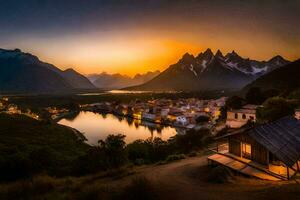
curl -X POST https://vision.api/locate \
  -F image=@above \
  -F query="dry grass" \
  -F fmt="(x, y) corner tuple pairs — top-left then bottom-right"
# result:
(0, 156), (299, 200)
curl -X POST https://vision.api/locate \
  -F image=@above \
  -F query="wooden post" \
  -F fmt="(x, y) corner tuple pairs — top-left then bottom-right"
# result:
(287, 167), (290, 180)
(216, 141), (219, 152)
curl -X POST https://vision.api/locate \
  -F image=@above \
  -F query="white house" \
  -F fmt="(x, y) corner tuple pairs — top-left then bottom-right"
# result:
(176, 115), (188, 126)
(142, 113), (156, 121)
(226, 104), (258, 128)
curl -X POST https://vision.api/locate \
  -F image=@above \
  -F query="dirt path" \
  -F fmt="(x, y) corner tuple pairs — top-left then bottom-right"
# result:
(116, 155), (300, 200)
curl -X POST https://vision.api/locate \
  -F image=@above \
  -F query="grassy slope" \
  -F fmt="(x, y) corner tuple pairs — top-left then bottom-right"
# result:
(0, 113), (89, 178)
(0, 155), (299, 200)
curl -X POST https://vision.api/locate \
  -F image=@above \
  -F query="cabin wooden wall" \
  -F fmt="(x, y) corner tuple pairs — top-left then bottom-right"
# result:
(228, 133), (269, 166)
(229, 137), (241, 156)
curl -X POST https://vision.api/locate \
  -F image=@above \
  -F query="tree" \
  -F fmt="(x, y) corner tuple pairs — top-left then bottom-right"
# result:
(196, 115), (210, 124)
(256, 97), (296, 123)
(98, 134), (127, 168)
(245, 87), (264, 105)
(225, 96), (244, 109)
(173, 128), (212, 153)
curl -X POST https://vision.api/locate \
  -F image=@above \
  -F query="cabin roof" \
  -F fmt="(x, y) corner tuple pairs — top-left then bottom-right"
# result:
(248, 116), (300, 167)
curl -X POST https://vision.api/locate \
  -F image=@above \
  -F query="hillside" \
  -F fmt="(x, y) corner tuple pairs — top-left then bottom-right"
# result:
(127, 49), (289, 91)
(0, 113), (89, 180)
(61, 68), (96, 89)
(242, 59), (300, 94)
(0, 49), (95, 93)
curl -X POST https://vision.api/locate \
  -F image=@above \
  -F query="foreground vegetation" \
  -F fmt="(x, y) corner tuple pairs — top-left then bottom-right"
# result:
(0, 159), (299, 200)
(0, 112), (212, 182)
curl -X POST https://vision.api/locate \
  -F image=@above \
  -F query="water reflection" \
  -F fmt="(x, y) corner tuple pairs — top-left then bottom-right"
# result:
(58, 111), (179, 145)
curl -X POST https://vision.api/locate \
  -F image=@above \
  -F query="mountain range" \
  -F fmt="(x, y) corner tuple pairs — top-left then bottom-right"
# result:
(0, 48), (294, 93)
(127, 49), (290, 91)
(87, 71), (160, 89)
(0, 48), (95, 93)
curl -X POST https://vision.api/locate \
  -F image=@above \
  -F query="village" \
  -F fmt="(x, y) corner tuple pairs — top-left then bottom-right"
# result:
(2, 94), (300, 182)
(81, 97), (228, 129)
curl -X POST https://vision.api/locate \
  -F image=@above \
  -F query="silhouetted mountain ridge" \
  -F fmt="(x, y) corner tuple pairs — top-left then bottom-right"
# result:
(126, 49), (290, 91)
(0, 48), (95, 93)
(88, 70), (160, 89)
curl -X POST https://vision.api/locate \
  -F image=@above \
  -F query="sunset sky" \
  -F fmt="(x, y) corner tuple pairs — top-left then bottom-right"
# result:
(0, 0), (299, 76)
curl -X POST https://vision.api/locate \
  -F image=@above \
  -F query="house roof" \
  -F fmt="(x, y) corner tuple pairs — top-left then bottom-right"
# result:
(228, 109), (256, 114)
(248, 116), (300, 167)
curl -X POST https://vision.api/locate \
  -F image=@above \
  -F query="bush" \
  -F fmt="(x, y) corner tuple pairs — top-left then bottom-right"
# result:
(98, 134), (128, 168)
(74, 134), (128, 175)
(120, 176), (156, 200)
(196, 115), (210, 124)
(172, 128), (212, 153)
(76, 184), (111, 200)
(165, 154), (186, 162)
(126, 137), (170, 163)
(0, 175), (56, 200)
(187, 151), (198, 157)
(225, 96), (244, 109)
(207, 166), (235, 184)
(256, 97), (296, 123)
(126, 140), (150, 161)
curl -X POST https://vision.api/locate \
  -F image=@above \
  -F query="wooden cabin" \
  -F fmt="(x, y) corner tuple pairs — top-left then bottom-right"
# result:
(209, 116), (300, 180)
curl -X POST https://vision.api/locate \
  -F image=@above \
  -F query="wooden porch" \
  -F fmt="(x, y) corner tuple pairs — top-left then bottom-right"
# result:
(208, 148), (299, 181)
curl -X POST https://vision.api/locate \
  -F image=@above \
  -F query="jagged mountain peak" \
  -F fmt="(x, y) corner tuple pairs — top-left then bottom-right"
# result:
(197, 48), (214, 63)
(268, 55), (288, 64)
(215, 49), (224, 58)
(180, 53), (195, 63)
(126, 48), (291, 91)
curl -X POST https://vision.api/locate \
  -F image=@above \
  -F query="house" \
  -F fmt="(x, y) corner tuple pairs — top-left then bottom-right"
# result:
(7, 105), (20, 114)
(133, 109), (142, 120)
(209, 116), (300, 180)
(226, 104), (258, 128)
(176, 115), (188, 126)
(142, 112), (156, 122)
(295, 109), (300, 120)
(161, 108), (170, 118)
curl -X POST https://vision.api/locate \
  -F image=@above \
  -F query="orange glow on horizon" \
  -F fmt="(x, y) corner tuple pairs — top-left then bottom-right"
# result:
(8, 28), (300, 76)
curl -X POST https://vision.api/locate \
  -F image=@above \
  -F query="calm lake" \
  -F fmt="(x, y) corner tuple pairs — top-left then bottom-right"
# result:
(58, 111), (180, 145)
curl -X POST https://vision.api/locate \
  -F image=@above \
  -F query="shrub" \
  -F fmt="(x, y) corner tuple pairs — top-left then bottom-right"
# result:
(165, 154), (186, 162)
(225, 96), (244, 109)
(98, 134), (128, 168)
(0, 175), (56, 200)
(256, 97), (296, 123)
(207, 166), (235, 184)
(172, 128), (212, 153)
(187, 151), (198, 157)
(126, 140), (150, 161)
(76, 184), (109, 200)
(120, 176), (156, 200)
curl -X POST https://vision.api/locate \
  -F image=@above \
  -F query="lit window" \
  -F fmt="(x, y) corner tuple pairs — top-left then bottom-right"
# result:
(242, 143), (251, 159)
